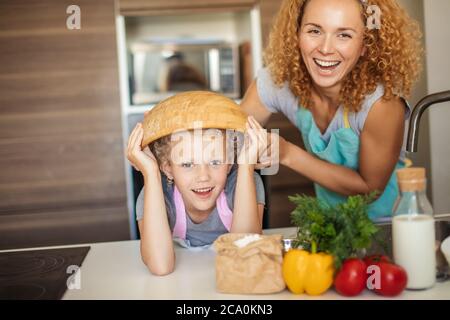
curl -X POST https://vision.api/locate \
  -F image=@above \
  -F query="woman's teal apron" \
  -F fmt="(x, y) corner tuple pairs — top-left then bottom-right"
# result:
(296, 106), (405, 220)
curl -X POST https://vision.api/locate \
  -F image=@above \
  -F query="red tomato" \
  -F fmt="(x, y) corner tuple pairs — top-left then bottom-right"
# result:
(367, 261), (408, 297)
(334, 258), (367, 296)
(363, 254), (391, 266)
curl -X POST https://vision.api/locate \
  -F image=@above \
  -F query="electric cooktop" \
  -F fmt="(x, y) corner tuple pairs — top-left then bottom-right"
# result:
(0, 246), (90, 300)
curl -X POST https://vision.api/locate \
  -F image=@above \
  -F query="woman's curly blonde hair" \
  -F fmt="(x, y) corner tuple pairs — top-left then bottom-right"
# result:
(264, 0), (423, 112)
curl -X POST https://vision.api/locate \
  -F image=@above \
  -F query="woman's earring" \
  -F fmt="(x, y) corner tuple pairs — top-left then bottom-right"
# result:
(166, 177), (174, 185)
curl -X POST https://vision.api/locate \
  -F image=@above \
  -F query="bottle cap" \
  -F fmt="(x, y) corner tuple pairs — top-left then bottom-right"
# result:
(396, 167), (426, 191)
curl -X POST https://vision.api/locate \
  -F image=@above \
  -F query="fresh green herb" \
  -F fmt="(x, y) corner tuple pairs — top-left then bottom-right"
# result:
(289, 192), (379, 269)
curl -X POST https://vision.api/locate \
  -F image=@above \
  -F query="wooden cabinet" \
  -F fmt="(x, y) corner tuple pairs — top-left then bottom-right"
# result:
(120, 0), (257, 15)
(0, 0), (129, 249)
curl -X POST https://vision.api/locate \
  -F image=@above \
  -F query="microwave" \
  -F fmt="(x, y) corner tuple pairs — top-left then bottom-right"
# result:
(129, 38), (240, 105)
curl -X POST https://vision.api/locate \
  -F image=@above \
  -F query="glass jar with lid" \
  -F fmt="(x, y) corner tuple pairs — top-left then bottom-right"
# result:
(392, 167), (436, 290)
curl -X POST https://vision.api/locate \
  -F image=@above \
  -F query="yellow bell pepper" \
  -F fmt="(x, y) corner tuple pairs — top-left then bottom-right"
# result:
(282, 242), (334, 296)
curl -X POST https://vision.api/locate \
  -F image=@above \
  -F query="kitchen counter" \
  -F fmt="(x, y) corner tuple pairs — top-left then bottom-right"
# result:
(4, 228), (449, 300)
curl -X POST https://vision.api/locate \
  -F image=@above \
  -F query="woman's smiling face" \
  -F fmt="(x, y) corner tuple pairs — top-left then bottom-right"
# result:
(299, 0), (366, 91)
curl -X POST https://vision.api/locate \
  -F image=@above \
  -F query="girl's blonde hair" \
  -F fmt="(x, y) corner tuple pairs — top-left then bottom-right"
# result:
(264, 0), (423, 112)
(149, 129), (243, 166)
(150, 135), (172, 166)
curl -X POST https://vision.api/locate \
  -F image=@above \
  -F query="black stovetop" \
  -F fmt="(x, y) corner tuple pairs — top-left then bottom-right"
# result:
(0, 246), (90, 300)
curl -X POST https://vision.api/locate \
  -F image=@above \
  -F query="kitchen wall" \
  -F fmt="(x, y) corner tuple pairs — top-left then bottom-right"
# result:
(397, 0), (450, 214)
(396, 0), (432, 199)
(422, 0), (450, 214)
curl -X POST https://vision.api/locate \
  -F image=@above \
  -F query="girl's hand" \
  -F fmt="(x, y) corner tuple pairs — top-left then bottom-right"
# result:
(126, 123), (159, 175)
(255, 131), (286, 170)
(238, 116), (283, 170)
(238, 116), (267, 165)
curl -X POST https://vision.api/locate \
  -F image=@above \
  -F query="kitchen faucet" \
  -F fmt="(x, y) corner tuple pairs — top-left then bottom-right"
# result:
(404, 90), (450, 250)
(381, 90), (450, 282)
(406, 90), (450, 152)
(350, 90), (450, 231)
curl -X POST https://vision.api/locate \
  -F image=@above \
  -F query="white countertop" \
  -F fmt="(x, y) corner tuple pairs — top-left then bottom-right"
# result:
(4, 228), (449, 300)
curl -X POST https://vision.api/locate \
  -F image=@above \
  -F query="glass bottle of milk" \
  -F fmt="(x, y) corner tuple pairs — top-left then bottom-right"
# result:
(392, 167), (436, 290)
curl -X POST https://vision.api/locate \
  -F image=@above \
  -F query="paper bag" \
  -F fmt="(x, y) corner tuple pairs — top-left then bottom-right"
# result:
(213, 233), (285, 294)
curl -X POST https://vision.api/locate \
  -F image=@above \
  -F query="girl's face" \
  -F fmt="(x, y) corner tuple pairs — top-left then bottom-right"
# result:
(298, 0), (366, 91)
(162, 130), (231, 216)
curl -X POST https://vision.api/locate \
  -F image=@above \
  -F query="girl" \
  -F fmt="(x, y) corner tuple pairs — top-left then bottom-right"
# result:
(241, 0), (422, 219)
(127, 92), (266, 276)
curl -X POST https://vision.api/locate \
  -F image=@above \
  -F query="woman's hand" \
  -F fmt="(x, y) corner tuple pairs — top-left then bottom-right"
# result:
(126, 123), (159, 175)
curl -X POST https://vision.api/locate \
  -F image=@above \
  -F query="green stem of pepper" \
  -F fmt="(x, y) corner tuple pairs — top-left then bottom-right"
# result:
(311, 240), (317, 254)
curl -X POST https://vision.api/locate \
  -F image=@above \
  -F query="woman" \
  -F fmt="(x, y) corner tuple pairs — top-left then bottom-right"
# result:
(241, 0), (422, 219)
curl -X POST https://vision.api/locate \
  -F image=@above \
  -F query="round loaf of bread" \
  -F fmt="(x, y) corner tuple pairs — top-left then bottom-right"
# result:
(141, 91), (247, 147)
